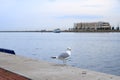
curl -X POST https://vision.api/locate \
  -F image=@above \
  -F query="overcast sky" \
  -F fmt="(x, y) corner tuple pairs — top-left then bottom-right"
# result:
(0, 0), (120, 30)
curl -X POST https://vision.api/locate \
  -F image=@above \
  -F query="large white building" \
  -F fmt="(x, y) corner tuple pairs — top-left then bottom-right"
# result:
(74, 22), (111, 31)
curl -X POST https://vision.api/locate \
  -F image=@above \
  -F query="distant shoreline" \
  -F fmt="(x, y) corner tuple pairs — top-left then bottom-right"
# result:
(0, 30), (120, 33)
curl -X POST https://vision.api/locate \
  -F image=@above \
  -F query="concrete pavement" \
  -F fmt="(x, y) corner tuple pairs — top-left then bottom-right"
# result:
(0, 52), (120, 80)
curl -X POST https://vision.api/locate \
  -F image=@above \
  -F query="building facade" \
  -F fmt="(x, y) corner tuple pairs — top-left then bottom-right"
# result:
(74, 22), (111, 31)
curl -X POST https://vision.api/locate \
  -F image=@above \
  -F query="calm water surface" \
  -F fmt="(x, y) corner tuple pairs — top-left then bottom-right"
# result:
(0, 32), (120, 76)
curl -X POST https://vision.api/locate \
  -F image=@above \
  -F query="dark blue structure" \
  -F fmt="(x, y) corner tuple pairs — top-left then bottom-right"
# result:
(0, 48), (15, 55)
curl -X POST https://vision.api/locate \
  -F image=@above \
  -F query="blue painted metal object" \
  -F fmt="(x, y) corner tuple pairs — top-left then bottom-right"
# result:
(0, 48), (15, 55)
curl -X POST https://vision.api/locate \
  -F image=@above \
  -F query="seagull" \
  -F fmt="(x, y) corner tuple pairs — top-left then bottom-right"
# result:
(51, 47), (71, 64)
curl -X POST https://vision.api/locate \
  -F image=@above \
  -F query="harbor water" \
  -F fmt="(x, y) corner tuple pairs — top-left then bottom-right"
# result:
(0, 32), (120, 76)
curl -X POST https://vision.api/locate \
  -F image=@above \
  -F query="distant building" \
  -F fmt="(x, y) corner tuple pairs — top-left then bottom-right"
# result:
(74, 22), (111, 31)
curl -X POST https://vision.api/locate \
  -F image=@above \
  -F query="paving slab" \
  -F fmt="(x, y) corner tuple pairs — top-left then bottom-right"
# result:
(0, 52), (120, 80)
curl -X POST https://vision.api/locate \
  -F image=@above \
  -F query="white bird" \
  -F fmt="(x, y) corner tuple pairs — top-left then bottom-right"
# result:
(51, 47), (71, 64)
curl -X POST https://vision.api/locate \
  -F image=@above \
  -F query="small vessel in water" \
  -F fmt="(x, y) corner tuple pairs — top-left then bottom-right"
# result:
(53, 28), (61, 33)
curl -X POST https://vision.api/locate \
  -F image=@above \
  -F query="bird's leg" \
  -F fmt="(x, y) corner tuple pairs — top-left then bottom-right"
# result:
(63, 60), (64, 64)
(63, 59), (66, 65)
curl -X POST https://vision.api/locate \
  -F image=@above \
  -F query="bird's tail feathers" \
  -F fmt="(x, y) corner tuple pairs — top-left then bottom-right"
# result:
(51, 56), (58, 59)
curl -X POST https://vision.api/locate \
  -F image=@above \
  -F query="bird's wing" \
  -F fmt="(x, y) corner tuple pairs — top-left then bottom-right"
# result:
(58, 53), (69, 59)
